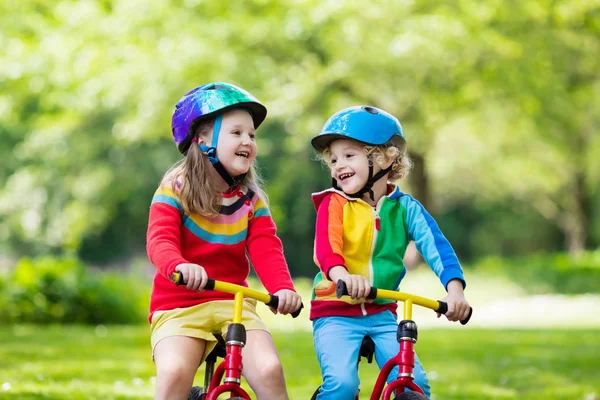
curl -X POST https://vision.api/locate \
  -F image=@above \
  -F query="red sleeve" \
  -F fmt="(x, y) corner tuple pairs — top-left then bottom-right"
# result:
(314, 193), (347, 278)
(146, 197), (189, 280)
(246, 202), (295, 294)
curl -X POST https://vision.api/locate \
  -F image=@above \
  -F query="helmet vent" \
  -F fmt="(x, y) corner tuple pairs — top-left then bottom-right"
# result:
(207, 84), (230, 91)
(362, 106), (379, 114)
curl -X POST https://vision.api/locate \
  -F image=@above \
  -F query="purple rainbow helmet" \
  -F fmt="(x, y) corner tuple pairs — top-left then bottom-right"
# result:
(171, 82), (267, 154)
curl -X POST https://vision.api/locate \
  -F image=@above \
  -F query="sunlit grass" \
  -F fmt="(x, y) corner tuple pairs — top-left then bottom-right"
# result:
(0, 325), (598, 399)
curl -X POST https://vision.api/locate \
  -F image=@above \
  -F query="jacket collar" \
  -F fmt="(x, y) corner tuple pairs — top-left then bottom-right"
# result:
(311, 184), (402, 211)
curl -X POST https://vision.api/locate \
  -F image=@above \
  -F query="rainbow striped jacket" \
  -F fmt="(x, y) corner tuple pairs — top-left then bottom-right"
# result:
(310, 186), (465, 320)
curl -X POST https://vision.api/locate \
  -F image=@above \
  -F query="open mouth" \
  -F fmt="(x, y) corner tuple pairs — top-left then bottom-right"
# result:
(235, 151), (250, 158)
(338, 172), (355, 181)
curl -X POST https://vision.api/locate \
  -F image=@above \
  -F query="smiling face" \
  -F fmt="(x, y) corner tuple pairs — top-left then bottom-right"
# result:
(328, 139), (372, 195)
(201, 108), (257, 178)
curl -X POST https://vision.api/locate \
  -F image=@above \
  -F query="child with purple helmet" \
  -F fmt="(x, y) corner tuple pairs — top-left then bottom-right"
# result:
(147, 82), (302, 400)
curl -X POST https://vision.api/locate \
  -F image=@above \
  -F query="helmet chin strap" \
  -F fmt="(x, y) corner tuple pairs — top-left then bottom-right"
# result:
(198, 114), (246, 187)
(332, 159), (392, 201)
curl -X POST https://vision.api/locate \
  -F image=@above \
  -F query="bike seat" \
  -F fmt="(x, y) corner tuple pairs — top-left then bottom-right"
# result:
(359, 336), (375, 364)
(205, 334), (227, 363)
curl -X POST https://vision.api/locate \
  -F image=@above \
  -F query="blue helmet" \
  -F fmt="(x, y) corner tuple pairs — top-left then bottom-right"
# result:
(311, 106), (405, 152)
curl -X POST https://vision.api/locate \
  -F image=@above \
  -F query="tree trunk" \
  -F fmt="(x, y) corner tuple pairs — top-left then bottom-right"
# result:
(404, 152), (430, 269)
(408, 152), (431, 211)
(559, 171), (590, 256)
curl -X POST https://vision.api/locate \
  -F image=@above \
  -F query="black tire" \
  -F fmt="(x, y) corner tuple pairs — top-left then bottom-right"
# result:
(188, 386), (205, 400)
(393, 392), (428, 400)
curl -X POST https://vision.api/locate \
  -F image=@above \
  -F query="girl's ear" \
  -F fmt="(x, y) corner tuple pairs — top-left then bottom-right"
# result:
(198, 132), (215, 146)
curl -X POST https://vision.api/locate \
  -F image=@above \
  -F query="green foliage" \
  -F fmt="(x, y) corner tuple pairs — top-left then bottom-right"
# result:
(472, 250), (600, 295)
(0, 256), (150, 324)
(0, 325), (598, 399)
(1, 0), (599, 272)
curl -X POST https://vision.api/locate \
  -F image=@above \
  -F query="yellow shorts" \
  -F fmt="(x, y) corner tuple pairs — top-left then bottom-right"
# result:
(150, 299), (268, 363)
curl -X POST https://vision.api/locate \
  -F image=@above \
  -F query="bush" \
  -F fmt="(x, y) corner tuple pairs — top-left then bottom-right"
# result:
(472, 250), (600, 295)
(0, 256), (150, 324)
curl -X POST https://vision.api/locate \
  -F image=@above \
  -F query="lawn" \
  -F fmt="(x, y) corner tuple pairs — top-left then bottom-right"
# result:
(0, 325), (598, 399)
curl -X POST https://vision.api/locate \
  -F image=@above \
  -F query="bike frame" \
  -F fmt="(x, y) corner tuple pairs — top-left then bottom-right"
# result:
(205, 288), (255, 400)
(370, 290), (438, 399)
(336, 281), (471, 400)
(172, 273), (296, 400)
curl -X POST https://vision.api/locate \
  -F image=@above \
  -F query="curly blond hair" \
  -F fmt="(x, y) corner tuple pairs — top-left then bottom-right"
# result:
(161, 118), (266, 217)
(319, 141), (412, 182)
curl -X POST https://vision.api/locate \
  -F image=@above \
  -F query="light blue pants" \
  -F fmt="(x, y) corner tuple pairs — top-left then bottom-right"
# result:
(313, 311), (431, 400)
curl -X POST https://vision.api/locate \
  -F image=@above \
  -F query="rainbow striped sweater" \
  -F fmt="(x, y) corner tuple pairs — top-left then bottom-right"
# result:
(146, 184), (294, 321)
(310, 186), (465, 320)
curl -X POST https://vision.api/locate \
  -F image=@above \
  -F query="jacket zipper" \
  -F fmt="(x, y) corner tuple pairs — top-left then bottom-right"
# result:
(362, 197), (384, 316)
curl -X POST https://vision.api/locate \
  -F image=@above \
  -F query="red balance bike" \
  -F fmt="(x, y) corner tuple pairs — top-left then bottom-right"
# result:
(311, 281), (472, 400)
(172, 272), (303, 400)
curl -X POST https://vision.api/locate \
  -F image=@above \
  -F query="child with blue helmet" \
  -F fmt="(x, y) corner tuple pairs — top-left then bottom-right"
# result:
(147, 82), (302, 400)
(309, 106), (471, 399)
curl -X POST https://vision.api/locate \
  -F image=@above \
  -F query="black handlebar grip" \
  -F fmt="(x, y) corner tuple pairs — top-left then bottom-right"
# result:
(436, 301), (473, 325)
(266, 294), (279, 310)
(204, 279), (215, 291)
(436, 301), (448, 315)
(460, 307), (473, 325)
(335, 280), (377, 300)
(291, 303), (304, 318)
(170, 272), (215, 290)
(267, 295), (304, 318)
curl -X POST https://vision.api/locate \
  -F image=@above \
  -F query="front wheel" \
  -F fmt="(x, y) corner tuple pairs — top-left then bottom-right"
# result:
(393, 392), (428, 400)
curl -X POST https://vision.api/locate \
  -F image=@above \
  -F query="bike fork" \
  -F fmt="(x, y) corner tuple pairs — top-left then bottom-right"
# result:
(206, 292), (251, 400)
(371, 319), (424, 400)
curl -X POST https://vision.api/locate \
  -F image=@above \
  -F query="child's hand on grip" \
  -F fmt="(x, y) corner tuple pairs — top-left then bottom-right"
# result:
(437, 279), (470, 322)
(272, 289), (303, 315)
(175, 263), (208, 291)
(329, 266), (371, 300)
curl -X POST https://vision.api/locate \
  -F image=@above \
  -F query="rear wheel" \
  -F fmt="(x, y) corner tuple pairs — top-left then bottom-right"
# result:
(188, 386), (205, 400)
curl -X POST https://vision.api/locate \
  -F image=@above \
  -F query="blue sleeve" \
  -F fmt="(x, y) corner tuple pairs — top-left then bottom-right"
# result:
(402, 195), (466, 290)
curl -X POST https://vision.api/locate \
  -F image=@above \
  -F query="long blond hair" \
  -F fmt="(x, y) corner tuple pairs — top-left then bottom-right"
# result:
(161, 117), (267, 217)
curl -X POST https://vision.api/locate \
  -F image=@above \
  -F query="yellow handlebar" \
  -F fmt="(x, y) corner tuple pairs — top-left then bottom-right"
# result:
(374, 288), (442, 312)
(336, 280), (471, 325)
(171, 271), (271, 303)
(170, 271), (303, 319)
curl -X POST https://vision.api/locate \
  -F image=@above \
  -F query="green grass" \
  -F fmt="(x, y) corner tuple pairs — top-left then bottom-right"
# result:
(0, 325), (598, 399)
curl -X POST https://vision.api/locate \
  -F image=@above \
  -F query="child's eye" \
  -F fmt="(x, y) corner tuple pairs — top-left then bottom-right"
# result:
(232, 130), (241, 135)
(249, 133), (256, 140)
(346, 154), (354, 159)
(330, 159), (337, 165)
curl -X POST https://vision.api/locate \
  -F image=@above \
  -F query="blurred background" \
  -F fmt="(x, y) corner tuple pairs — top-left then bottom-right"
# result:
(0, 0), (599, 399)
